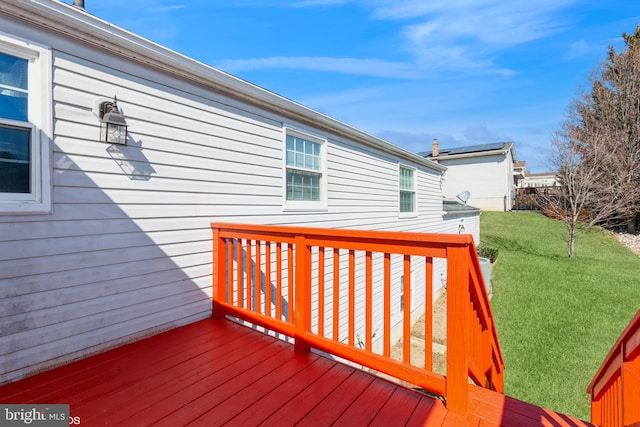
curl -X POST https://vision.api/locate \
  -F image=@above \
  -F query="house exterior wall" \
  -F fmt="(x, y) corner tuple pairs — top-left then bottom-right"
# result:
(442, 213), (480, 246)
(0, 2), (471, 384)
(440, 153), (514, 211)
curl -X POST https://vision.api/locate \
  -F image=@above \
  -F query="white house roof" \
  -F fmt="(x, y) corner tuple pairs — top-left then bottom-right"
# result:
(442, 198), (481, 215)
(0, 0), (446, 173)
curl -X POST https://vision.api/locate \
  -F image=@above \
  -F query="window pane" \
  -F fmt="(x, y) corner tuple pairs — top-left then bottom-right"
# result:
(286, 134), (321, 170)
(0, 125), (31, 193)
(400, 190), (415, 212)
(0, 52), (28, 122)
(399, 167), (414, 190)
(0, 52), (28, 89)
(286, 169), (320, 201)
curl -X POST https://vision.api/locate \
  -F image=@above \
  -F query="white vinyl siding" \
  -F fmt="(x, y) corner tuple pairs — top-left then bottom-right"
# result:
(0, 33), (51, 213)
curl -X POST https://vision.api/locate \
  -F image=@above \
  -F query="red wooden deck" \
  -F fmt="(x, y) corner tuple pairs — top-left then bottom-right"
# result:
(0, 317), (594, 426)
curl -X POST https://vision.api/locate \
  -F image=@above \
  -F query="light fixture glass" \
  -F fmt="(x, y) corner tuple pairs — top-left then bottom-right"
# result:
(99, 97), (128, 145)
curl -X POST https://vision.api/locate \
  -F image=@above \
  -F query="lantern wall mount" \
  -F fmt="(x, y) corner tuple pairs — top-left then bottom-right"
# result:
(98, 97), (128, 145)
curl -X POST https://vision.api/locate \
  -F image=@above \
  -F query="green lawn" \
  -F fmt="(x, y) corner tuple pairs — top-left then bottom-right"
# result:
(481, 211), (640, 421)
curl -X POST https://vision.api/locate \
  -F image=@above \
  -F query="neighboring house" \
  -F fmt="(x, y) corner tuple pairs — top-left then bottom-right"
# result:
(0, 0), (480, 384)
(421, 140), (519, 211)
(514, 170), (561, 211)
(519, 171), (560, 188)
(513, 160), (527, 184)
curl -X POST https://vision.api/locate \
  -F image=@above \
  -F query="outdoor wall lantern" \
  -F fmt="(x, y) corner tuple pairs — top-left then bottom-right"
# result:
(99, 97), (128, 145)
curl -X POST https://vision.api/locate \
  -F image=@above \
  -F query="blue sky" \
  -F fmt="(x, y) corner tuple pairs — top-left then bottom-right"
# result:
(85, 0), (640, 172)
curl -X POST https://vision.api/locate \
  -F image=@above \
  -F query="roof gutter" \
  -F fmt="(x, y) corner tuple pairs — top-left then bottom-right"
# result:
(0, 0), (445, 173)
(443, 208), (481, 215)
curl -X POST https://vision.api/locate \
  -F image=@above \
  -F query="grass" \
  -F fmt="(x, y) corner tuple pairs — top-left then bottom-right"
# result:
(481, 211), (640, 421)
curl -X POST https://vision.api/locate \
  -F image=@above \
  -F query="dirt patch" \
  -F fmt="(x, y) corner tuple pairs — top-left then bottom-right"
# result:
(390, 291), (448, 376)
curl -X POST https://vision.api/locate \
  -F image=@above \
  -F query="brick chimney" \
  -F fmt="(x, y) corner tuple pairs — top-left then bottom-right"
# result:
(432, 138), (439, 157)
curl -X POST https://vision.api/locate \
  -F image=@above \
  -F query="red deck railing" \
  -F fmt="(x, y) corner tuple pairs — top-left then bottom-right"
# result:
(211, 223), (504, 414)
(587, 309), (640, 427)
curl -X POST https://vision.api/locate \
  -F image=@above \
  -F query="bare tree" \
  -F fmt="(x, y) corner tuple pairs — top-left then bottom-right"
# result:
(541, 26), (640, 257)
(542, 128), (638, 257)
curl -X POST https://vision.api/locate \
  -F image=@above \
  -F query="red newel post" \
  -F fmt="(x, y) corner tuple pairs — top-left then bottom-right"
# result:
(212, 225), (226, 318)
(294, 235), (311, 353)
(446, 245), (469, 414)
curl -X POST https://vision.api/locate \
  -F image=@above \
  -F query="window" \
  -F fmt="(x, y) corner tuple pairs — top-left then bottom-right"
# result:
(0, 35), (51, 214)
(399, 166), (416, 214)
(0, 53), (30, 194)
(284, 130), (325, 208)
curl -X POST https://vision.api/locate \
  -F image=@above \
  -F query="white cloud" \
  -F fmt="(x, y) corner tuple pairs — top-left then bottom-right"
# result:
(367, 0), (580, 73)
(463, 124), (511, 143)
(390, 0), (574, 74)
(216, 57), (427, 79)
(567, 40), (594, 59)
(232, 0), (351, 7)
(216, 0), (580, 76)
(150, 5), (189, 12)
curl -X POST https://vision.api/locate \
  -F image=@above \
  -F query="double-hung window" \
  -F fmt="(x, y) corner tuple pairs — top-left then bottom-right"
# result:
(399, 165), (416, 214)
(0, 34), (52, 214)
(284, 130), (326, 208)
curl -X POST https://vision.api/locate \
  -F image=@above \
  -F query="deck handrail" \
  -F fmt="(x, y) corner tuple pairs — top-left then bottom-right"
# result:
(587, 309), (640, 427)
(211, 223), (504, 414)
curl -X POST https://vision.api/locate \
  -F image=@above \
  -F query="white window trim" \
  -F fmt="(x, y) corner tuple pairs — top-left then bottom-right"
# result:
(282, 127), (328, 211)
(0, 32), (52, 214)
(398, 164), (417, 218)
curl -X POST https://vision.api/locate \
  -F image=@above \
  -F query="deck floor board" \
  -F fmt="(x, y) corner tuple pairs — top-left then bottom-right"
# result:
(223, 357), (337, 426)
(0, 317), (595, 426)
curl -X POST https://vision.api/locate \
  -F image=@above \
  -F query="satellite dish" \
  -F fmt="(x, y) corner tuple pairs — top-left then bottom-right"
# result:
(456, 191), (471, 204)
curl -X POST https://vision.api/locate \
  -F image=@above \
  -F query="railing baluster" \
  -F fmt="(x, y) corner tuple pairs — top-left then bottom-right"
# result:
(318, 247), (326, 338)
(226, 239), (233, 306)
(425, 257), (433, 370)
(255, 240), (261, 314)
(403, 255), (411, 364)
(333, 248), (340, 342)
(288, 243), (294, 324)
(265, 241), (272, 318)
(276, 242), (282, 320)
(246, 240), (253, 311)
(383, 252), (391, 358)
(236, 238), (243, 309)
(349, 249), (355, 347)
(365, 251), (372, 352)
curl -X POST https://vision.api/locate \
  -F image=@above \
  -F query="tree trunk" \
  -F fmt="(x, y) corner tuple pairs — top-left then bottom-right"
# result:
(568, 223), (576, 258)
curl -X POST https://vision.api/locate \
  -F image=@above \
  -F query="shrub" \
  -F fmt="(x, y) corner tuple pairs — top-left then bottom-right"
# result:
(477, 244), (499, 262)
